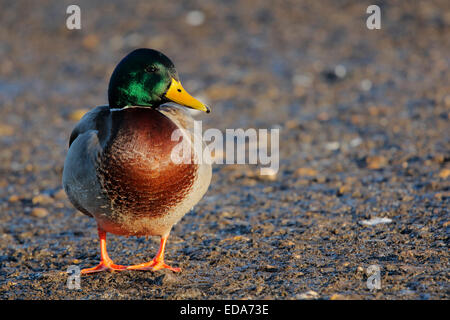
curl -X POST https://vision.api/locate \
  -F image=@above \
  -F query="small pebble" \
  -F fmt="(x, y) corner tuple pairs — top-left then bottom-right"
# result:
(361, 79), (372, 91)
(284, 119), (299, 129)
(186, 10), (205, 26)
(366, 156), (388, 169)
(220, 211), (233, 218)
(263, 265), (278, 272)
(31, 208), (49, 218)
(82, 34), (100, 50)
(32, 194), (54, 205)
(359, 217), (392, 226)
(325, 141), (340, 151)
(295, 167), (318, 177)
(349, 137), (362, 147)
(8, 195), (20, 203)
(338, 185), (351, 195)
(334, 65), (347, 78)
(438, 168), (450, 179)
(53, 189), (67, 200)
(297, 290), (319, 299)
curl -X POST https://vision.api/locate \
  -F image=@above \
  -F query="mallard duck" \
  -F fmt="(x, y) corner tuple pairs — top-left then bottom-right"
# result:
(63, 48), (212, 273)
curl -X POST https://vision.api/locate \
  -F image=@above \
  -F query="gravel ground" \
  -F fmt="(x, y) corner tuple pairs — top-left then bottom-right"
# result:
(0, 0), (449, 299)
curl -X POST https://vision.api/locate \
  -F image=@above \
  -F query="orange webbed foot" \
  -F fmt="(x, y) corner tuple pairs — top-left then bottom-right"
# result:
(80, 227), (127, 274)
(126, 234), (181, 272)
(81, 260), (127, 274)
(127, 259), (181, 272)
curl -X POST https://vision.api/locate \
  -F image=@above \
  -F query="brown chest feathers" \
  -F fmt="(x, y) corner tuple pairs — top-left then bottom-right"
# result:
(97, 108), (197, 219)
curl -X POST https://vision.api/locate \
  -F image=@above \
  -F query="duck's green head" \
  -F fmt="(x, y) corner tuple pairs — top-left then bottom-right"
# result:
(108, 48), (210, 113)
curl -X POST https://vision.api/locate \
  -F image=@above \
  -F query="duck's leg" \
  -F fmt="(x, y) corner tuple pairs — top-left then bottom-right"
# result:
(81, 226), (127, 274)
(127, 234), (181, 272)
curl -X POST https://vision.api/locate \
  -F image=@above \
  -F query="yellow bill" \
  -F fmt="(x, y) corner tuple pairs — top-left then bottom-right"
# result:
(165, 77), (210, 113)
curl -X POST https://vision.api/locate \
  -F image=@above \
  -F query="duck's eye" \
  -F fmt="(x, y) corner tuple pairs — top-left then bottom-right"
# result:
(145, 65), (158, 73)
